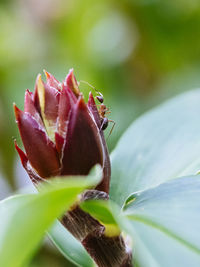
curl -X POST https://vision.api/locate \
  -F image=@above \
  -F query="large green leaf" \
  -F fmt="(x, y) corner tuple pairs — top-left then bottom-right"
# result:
(0, 167), (101, 267)
(121, 176), (200, 267)
(48, 220), (95, 267)
(80, 176), (200, 266)
(110, 90), (200, 206)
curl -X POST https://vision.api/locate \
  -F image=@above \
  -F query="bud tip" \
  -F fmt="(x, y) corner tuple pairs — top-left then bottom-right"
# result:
(13, 103), (23, 121)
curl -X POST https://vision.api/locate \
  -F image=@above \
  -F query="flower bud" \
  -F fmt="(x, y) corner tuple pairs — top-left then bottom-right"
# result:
(14, 69), (111, 193)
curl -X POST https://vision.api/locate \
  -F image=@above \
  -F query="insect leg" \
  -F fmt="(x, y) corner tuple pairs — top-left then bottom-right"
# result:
(106, 120), (116, 140)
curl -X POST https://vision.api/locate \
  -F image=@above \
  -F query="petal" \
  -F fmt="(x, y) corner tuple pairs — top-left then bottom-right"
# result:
(24, 89), (43, 126)
(36, 74), (60, 141)
(14, 140), (28, 167)
(55, 132), (64, 155)
(14, 141), (42, 184)
(63, 81), (77, 103)
(61, 97), (103, 177)
(37, 74), (60, 121)
(14, 104), (60, 178)
(64, 68), (80, 98)
(43, 84), (60, 122)
(57, 86), (76, 137)
(87, 93), (111, 193)
(44, 70), (61, 91)
(33, 74), (42, 114)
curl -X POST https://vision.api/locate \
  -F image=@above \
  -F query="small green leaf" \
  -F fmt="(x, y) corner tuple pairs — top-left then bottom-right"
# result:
(121, 176), (200, 267)
(0, 168), (101, 267)
(110, 90), (200, 206)
(80, 200), (117, 225)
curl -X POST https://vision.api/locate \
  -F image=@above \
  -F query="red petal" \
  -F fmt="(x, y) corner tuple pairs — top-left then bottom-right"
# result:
(61, 97), (103, 176)
(24, 90), (43, 126)
(33, 74), (42, 114)
(14, 141), (42, 184)
(44, 70), (61, 91)
(63, 82), (77, 103)
(57, 86), (76, 137)
(14, 104), (60, 178)
(43, 82), (60, 123)
(44, 83), (60, 123)
(65, 69), (80, 98)
(14, 140), (28, 167)
(55, 132), (65, 155)
(35, 74), (60, 123)
(34, 74), (61, 141)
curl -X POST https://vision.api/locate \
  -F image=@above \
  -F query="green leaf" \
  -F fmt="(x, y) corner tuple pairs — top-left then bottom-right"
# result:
(48, 220), (95, 267)
(121, 176), (200, 267)
(110, 90), (200, 206)
(0, 167), (101, 267)
(80, 200), (116, 225)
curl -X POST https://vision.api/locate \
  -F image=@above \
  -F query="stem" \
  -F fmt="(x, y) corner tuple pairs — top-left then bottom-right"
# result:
(61, 190), (133, 267)
(82, 232), (132, 267)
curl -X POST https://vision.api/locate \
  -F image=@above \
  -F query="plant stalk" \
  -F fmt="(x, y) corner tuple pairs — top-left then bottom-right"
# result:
(61, 190), (133, 267)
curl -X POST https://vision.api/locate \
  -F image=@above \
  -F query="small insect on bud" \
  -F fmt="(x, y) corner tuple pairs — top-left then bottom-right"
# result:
(79, 80), (116, 138)
(96, 95), (104, 103)
(101, 117), (109, 131)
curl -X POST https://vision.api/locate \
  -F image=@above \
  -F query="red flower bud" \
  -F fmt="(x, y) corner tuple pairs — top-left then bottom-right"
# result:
(14, 69), (111, 193)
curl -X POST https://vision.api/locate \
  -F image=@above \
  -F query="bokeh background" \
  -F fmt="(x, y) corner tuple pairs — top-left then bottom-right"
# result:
(1, 0), (200, 265)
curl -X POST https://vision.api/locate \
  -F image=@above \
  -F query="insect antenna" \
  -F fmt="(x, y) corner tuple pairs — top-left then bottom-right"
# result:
(79, 80), (98, 93)
(79, 80), (104, 102)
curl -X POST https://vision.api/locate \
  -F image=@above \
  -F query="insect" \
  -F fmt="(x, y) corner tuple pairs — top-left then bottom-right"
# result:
(79, 80), (116, 137)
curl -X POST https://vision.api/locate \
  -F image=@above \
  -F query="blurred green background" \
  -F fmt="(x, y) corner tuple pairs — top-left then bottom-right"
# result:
(1, 0), (200, 265)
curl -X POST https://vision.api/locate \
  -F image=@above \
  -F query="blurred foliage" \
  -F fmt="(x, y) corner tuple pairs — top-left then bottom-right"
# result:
(28, 241), (76, 267)
(1, 0), (200, 264)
